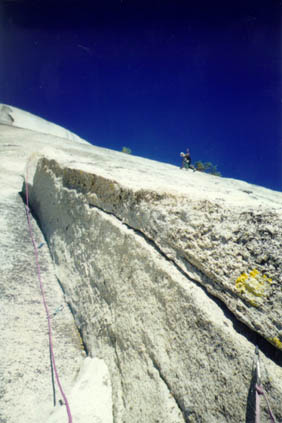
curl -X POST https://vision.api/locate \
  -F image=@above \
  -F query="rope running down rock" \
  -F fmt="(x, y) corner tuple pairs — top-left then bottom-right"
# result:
(24, 168), (73, 423)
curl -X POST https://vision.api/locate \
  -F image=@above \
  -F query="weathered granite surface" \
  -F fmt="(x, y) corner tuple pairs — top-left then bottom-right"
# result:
(0, 103), (87, 143)
(47, 357), (113, 423)
(1, 104), (282, 422)
(0, 106), (112, 423)
(31, 152), (282, 350)
(28, 156), (282, 423)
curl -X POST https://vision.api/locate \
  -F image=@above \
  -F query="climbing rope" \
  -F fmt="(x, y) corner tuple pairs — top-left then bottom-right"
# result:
(24, 169), (72, 423)
(254, 346), (277, 423)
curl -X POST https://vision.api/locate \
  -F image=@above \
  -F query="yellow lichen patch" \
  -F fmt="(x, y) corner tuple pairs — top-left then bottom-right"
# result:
(270, 337), (282, 350)
(248, 299), (260, 308)
(235, 268), (273, 307)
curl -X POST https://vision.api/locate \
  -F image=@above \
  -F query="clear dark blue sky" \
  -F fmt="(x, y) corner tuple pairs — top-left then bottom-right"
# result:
(1, 0), (282, 191)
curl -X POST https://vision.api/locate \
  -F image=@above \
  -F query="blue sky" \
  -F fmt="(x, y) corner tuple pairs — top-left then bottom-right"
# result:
(1, 0), (282, 191)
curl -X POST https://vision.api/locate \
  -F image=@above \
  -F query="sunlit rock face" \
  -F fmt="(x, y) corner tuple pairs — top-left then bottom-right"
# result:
(28, 145), (282, 422)
(0, 105), (112, 423)
(0, 103), (87, 143)
(1, 105), (282, 422)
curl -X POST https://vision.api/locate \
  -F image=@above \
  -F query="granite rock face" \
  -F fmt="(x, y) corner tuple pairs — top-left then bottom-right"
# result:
(0, 105), (112, 423)
(28, 155), (282, 422)
(47, 357), (113, 423)
(31, 155), (282, 352)
(0, 103), (87, 143)
(1, 105), (282, 422)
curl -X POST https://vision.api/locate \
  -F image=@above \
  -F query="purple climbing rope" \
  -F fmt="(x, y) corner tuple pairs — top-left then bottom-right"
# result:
(254, 346), (277, 423)
(24, 170), (72, 423)
(255, 384), (277, 423)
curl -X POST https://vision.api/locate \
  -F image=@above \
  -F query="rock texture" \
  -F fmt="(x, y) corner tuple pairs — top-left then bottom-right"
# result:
(0, 103), (87, 143)
(47, 357), (112, 423)
(1, 104), (282, 422)
(0, 105), (112, 423)
(33, 157), (282, 348)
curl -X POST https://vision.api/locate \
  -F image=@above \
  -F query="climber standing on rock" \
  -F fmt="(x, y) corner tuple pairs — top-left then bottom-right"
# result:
(180, 148), (195, 171)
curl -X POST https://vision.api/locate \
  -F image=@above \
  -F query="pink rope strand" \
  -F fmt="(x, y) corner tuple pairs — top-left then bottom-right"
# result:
(256, 384), (277, 423)
(254, 346), (277, 423)
(24, 170), (72, 423)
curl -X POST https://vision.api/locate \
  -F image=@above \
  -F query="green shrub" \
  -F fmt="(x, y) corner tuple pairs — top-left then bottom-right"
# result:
(194, 160), (205, 172)
(122, 146), (132, 154)
(194, 160), (221, 176)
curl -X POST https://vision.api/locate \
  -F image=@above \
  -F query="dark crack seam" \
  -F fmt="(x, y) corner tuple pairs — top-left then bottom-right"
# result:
(56, 276), (89, 357)
(20, 187), (281, 364)
(151, 356), (194, 423)
(88, 202), (282, 365)
(20, 190), (90, 358)
(55, 276), (127, 412)
(57, 276), (127, 414)
(112, 340), (127, 409)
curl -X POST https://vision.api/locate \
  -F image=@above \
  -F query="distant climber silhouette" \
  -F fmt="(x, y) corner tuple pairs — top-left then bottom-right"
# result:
(180, 148), (195, 171)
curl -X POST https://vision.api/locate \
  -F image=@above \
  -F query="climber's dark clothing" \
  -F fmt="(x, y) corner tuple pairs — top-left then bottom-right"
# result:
(181, 153), (191, 168)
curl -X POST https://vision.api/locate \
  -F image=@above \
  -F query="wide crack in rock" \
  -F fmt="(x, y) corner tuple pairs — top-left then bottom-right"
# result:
(26, 157), (282, 423)
(88, 200), (280, 362)
(36, 157), (282, 352)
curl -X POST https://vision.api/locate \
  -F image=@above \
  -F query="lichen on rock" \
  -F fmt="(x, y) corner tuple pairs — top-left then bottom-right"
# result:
(235, 268), (273, 307)
(2, 104), (282, 423)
